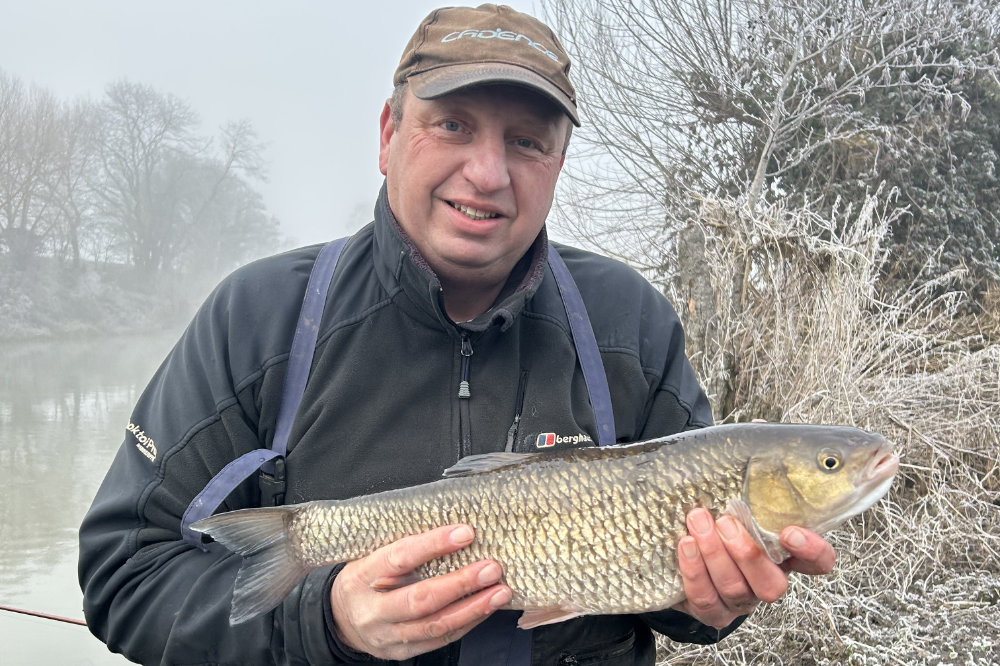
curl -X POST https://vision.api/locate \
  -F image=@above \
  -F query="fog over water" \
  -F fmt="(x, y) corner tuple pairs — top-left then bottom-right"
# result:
(0, 0), (538, 248)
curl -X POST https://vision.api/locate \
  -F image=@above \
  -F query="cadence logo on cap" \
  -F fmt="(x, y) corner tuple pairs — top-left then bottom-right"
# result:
(441, 27), (561, 62)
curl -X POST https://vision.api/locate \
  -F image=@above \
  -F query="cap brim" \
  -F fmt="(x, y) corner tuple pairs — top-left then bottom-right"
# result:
(408, 63), (580, 126)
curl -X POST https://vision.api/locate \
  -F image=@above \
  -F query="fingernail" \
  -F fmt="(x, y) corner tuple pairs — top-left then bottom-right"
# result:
(680, 537), (699, 560)
(784, 527), (806, 549)
(689, 509), (712, 536)
(717, 516), (739, 541)
(478, 562), (501, 585)
(450, 525), (474, 546)
(489, 588), (512, 609)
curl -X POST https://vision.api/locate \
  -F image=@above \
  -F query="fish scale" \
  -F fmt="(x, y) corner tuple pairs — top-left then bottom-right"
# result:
(194, 422), (899, 627)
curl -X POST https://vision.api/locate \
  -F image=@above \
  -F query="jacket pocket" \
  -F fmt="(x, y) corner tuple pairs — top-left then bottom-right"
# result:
(556, 628), (636, 665)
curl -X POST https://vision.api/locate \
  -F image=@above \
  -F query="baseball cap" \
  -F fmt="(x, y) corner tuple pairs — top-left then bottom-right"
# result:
(393, 4), (580, 126)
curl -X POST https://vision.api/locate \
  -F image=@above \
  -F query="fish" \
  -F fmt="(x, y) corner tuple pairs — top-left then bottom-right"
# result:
(192, 422), (899, 627)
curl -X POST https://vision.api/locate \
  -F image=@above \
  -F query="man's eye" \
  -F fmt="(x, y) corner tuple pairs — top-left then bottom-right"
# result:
(442, 121), (461, 132)
(514, 138), (537, 150)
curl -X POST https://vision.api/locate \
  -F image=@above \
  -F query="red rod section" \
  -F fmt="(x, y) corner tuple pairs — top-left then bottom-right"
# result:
(0, 604), (87, 626)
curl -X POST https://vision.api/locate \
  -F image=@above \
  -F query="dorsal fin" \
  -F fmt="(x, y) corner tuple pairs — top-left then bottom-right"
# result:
(442, 452), (543, 478)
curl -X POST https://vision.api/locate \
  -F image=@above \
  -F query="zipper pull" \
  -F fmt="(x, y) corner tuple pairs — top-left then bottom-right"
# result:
(458, 335), (473, 399)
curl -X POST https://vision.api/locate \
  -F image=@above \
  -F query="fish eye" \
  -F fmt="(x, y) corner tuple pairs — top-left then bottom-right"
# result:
(817, 449), (842, 473)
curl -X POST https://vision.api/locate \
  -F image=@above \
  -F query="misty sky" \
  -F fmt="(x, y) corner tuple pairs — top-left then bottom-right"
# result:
(0, 0), (540, 248)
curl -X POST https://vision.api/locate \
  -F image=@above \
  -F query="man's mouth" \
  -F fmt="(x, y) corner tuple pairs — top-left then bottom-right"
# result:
(447, 201), (500, 221)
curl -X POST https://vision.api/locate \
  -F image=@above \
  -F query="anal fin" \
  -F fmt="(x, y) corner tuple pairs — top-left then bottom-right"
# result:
(517, 605), (589, 629)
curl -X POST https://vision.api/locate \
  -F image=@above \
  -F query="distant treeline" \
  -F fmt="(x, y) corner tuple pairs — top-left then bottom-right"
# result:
(0, 72), (284, 337)
(0, 71), (282, 282)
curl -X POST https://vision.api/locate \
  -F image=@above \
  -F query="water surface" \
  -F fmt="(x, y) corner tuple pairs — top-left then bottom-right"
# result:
(0, 334), (177, 665)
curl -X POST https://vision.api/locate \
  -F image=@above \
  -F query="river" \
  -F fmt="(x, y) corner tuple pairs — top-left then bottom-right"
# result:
(0, 334), (179, 665)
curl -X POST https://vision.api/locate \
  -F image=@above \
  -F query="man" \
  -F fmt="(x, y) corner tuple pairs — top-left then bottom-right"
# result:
(79, 4), (834, 664)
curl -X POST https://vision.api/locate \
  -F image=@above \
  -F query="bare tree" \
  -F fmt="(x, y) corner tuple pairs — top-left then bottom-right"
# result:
(544, 0), (999, 426)
(0, 70), (283, 336)
(93, 80), (200, 276)
(0, 71), (60, 270)
(45, 98), (101, 270)
(180, 119), (274, 270)
(182, 163), (278, 276)
(93, 83), (279, 281)
(544, 0), (1000, 279)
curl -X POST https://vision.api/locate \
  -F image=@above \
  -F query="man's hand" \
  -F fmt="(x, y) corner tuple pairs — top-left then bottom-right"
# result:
(329, 524), (512, 661)
(673, 508), (835, 629)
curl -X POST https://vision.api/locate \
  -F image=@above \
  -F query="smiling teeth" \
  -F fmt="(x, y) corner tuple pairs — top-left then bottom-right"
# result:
(450, 202), (499, 220)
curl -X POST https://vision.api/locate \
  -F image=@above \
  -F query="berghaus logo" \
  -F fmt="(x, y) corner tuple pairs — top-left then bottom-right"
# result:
(535, 432), (593, 448)
(441, 27), (560, 62)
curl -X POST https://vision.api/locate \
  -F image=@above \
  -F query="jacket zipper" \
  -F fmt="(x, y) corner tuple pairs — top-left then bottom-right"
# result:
(458, 333), (473, 458)
(504, 369), (529, 452)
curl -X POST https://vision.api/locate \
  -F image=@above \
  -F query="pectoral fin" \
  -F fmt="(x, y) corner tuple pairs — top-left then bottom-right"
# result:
(725, 498), (789, 564)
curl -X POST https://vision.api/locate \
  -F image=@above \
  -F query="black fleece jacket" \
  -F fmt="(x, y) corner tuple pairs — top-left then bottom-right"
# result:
(79, 186), (743, 665)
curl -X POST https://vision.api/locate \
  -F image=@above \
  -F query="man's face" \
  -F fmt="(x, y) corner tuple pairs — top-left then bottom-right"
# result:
(379, 85), (569, 292)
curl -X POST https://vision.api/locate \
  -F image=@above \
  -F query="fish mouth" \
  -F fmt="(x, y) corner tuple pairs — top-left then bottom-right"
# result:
(864, 445), (900, 485)
(857, 445), (899, 512)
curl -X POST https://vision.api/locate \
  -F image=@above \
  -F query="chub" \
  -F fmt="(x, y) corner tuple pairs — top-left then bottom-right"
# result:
(193, 423), (899, 627)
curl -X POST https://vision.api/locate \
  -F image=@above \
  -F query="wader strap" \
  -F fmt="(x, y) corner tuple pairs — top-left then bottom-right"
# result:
(546, 244), (616, 446)
(265, 238), (348, 467)
(181, 449), (283, 549)
(180, 238), (348, 549)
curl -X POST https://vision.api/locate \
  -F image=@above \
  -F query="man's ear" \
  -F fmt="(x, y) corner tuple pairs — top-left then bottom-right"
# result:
(378, 101), (394, 176)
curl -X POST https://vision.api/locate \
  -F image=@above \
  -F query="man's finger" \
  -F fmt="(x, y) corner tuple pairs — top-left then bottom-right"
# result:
(385, 560), (505, 622)
(685, 510), (755, 606)
(779, 527), (835, 575)
(330, 525), (510, 658)
(361, 524), (475, 583)
(675, 535), (719, 608)
(394, 584), (512, 650)
(714, 515), (787, 604)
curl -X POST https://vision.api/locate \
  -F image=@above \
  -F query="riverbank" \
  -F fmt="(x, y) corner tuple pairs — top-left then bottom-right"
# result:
(0, 260), (214, 341)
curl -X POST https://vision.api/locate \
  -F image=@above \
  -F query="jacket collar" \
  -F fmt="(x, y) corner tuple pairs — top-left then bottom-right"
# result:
(371, 182), (547, 333)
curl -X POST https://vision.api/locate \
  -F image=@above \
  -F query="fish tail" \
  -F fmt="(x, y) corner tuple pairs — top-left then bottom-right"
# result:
(192, 506), (310, 624)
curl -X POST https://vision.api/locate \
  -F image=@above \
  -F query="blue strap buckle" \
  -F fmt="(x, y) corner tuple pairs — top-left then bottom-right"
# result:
(258, 456), (286, 507)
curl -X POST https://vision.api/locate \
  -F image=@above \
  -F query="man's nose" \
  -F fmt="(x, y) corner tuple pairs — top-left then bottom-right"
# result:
(462, 135), (511, 193)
